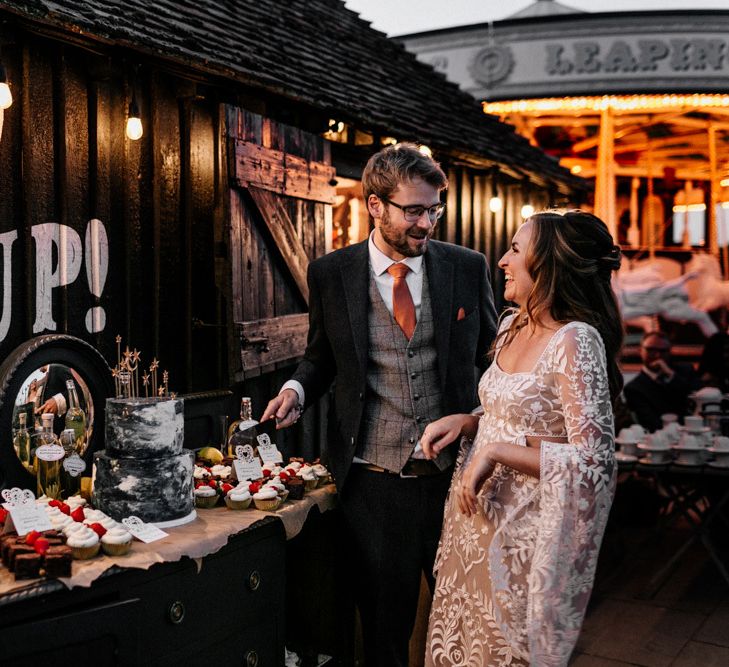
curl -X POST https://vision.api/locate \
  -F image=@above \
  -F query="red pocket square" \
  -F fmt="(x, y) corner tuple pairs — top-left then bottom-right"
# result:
(457, 307), (466, 321)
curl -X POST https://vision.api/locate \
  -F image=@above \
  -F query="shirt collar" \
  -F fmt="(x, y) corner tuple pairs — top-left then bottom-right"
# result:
(368, 231), (424, 276)
(641, 365), (661, 382)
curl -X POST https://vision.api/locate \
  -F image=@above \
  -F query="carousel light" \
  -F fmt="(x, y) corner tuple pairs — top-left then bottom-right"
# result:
(721, 177), (729, 188)
(328, 119), (345, 133)
(570, 165), (583, 175)
(0, 62), (12, 110)
(489, 196), (503, 213)
(126, 93), (143, 141)
(521, 204), (535, 219)
(484, 93), (729, 115)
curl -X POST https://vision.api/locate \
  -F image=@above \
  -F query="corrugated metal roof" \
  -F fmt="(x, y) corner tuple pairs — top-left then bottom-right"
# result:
(0, 0), (584, 188)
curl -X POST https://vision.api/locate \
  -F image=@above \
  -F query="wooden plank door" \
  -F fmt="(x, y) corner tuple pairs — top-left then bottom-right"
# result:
(226, 107), (334, 382)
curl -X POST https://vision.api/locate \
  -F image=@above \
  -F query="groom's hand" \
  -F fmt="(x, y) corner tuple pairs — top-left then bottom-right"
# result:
(261, 389), (301, 429)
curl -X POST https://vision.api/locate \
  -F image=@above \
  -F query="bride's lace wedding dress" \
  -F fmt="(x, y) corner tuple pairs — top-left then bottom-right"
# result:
(426, 317), (616, 667)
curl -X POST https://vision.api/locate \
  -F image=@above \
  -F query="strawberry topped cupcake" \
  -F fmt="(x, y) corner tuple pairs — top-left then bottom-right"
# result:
(252, 487), (280, 511)
(194, 484), (219, 509)
(66, 525), (101, 560)
(225, 486), (252, 510)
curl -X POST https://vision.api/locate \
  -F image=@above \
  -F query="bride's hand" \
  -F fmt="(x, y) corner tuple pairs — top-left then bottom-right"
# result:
(421, 415), (468, 459)
(456, 447), (497, 516)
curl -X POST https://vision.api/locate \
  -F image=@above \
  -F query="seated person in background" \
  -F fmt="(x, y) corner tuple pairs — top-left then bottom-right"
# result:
(624, 331), (701, 431)
(697, 330), (729, 393)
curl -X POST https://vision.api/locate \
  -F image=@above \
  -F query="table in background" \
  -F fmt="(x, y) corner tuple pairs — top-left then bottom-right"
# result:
(616, 460), (729, 597)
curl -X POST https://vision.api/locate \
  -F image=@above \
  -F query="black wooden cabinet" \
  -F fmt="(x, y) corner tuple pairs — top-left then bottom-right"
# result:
(0, 517), (285, 666)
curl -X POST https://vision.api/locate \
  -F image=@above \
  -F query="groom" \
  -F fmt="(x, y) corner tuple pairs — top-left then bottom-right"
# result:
(262, 143), (497, 665)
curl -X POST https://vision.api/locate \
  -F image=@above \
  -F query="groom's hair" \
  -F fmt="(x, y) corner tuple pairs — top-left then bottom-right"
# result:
(362, 142), (447, 201)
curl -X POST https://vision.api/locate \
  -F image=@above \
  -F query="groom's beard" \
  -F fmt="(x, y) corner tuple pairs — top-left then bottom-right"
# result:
(378, 208), (436, 258)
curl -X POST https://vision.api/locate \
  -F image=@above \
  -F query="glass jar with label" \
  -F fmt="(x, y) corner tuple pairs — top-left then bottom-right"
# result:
(35, 413), (64, 500)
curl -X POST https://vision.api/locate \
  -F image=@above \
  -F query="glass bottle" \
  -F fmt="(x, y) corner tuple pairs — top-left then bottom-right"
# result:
(60, 428), (85, 498)
(64, 379), (86, 452)
(13, 412), (32, 472)
(227, 397), (259, 457)
(35, 413), (64, 500)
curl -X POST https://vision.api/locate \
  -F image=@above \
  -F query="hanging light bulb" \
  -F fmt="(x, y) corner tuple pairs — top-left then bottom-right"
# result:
(418, 144), (432, 157)
(126, 92), (143, 140)
(0, 62), (12, 110)
(489, 196), (503, 213)
(521, 204), (535, 219)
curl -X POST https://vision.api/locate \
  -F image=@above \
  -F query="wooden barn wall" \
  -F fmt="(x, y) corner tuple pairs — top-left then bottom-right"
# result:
(440, 166), (550, 313)
(0, 30), (226, 393)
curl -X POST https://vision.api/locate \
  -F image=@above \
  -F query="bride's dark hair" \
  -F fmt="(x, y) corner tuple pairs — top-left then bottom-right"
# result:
(493, 209), (624, 402)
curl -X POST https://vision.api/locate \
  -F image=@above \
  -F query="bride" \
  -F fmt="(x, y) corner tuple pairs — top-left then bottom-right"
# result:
(421, 210), (623, 667)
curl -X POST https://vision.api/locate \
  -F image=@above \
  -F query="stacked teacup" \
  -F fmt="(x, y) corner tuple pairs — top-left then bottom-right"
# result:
(708, 436), (729, 468)
(637, 431), (672, 465)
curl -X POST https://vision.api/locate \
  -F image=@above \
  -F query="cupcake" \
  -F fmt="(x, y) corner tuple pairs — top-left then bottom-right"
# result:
(65, 525), (100, 560)
(252, 488), (281, 511)
(100, 526), (133, 556)
(211, 464), (232, 481)
(83, 508), (109, 523)
(265, 479), (288, 502)
(65, 495), (87, 510)
(225, 487), (252, 510)
(298, 466), (318, 492)
(194, 485), (219, 509)
(312, 463), (330, 486)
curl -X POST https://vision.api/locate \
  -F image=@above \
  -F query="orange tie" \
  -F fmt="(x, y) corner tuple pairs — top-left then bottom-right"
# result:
(387, 263), (416, 340)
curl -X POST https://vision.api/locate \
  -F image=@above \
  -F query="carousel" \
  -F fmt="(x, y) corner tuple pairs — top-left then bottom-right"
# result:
(401, 1), (729, 338)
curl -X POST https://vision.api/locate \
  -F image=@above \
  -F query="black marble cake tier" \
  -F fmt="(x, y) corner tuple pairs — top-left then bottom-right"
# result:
(92, 450), (194, 523)
(105, 397), (184, 459)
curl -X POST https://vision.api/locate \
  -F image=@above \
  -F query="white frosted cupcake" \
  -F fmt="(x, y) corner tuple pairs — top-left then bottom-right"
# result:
(312, 464), (330, 486)
(193, 465), (211, 480)
(194, 485), (219, 509)
(83, 508), (109, 522)
(298, 467), (318, 492)
(253, 487), (281, 511)
(100, 526), (133, 556)
(211, 464), (232, 480)
(63, 521), (88, 538)
(225, 488), (252, 510)
(51, 514), (74, 531)
(66, 525), (101, 560)
(265, 480), (288, 502)
(65, 495), (87, 509)
(36, 494), (52, 506)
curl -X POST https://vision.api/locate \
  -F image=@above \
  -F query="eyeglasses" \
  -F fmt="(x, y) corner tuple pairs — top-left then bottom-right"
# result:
(642, 346), (669, 354)
(382, 197), (446, 222)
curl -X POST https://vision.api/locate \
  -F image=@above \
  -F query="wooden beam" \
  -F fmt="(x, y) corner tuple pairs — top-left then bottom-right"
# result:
(235, 140), (336, 204)
(248, 185), (310, 304)
(236, 313), (308, 373)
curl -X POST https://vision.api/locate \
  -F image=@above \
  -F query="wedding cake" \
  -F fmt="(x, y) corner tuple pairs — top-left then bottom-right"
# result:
(92, 397), (195, 525)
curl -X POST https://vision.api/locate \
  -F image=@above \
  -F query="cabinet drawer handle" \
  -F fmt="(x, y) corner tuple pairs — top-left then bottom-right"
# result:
(248, 570), (261, 591)
(244, 650), (259, 667)
(168, 600), (186, 624)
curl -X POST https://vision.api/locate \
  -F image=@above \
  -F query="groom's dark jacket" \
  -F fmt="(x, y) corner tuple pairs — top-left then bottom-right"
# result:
(292, 239), (498, 491)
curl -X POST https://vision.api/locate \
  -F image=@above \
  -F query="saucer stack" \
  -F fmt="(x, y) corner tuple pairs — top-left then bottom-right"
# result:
(637, 432), (671, 465)
(708, 436), (729, 468)
(615, 425), (643, 462)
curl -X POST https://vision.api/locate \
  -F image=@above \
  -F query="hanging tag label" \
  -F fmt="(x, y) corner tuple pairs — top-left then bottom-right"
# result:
(36, 444), (64, 461)
(63, 454), (87, 477)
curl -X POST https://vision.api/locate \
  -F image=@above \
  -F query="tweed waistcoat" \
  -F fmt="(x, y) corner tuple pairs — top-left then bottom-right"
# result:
(357, 267), (446, 473)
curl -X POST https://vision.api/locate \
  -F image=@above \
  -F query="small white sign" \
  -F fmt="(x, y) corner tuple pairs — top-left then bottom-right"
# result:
(256, 434), (283, 464)
(1, 488), (52, 536)
(63, 454), (87, 477)
(233, 444), (263, 481)
(121, 516), (168, 543)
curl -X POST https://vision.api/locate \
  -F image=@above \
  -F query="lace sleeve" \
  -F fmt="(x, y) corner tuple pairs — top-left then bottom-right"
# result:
(527, 323), (616, 667)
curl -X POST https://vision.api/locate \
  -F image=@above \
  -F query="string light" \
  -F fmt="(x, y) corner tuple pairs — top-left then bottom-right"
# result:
(0, 58), (12, 110)
(489, 197), (503, 213)
(489, 166), (502, 213)
(484, 93), (729, 115)
(521, 204), (535, 218)
(126, 91), (143, 141)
